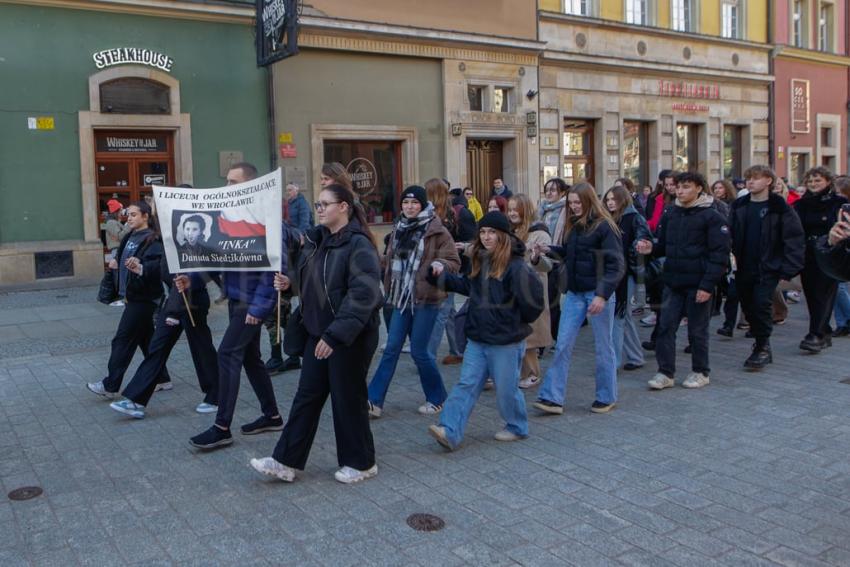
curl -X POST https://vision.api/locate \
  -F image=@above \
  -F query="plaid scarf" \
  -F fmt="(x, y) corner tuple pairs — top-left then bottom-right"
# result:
(388, 204), (435, 312)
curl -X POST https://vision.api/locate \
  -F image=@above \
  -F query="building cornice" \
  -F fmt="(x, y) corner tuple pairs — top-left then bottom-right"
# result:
(774, 46), (850, 68)
(542, 50), (774, 84)
(0, 0), (253, 24)
(539, 10), (773, 52)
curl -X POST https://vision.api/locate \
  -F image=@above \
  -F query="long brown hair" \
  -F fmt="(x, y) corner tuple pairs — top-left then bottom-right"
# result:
(508, 194), (535, 241)
(469, 229), (512, 280)
(322, 162), (352, 191)
(425, 177), (455, 227)
(321, 183), (376, 248)
(711, 179), (737, 203)
(563, 183), (620, 243)
(602, 186), (633, 223)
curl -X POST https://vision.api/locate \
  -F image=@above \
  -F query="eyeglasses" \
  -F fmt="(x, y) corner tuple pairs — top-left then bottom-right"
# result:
(313, 201), (340, 211)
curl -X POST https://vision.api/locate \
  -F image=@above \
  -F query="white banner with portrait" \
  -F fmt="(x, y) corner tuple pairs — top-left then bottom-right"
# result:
(153, 169), (282, 273)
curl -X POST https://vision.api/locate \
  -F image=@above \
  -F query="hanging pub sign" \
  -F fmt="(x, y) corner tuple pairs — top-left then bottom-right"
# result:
(256, 0), (299, 67)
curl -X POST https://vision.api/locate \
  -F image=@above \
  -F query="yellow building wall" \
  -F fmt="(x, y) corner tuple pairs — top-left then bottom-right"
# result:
(600, 0), (623, 21)
(701, 0), (720, 36)
(657, 0), (670, 29)
(747, 0), (768, 43)
(539, 0), (559, 12)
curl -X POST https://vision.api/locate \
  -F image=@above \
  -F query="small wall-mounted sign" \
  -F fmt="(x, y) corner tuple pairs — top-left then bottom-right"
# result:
(791, 78), (810, 134)
(451, 123), (462, 136)
(526, 111), (537, 125)
(279, 143), (297, 158)
(143, 174), (166, 186)
(93, 48), (174, 72)
(527, 125), (537, 138)
(28, 116), (54, 130)
(278, 132), (293, 144)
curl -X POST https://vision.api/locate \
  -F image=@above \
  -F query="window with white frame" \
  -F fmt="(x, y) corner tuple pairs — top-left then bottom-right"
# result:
(792, 0), (808, 48)
(818, 2), (834, 52)
(625, 0), (649, 25)
(721, 0), (741, 39)
(671, 0), (693, 32)
(564, 0), (590, 15)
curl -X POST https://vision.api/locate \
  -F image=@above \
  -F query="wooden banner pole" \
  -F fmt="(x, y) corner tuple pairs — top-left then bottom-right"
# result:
(181, 291), (196, 328)
(276, 290), (282, 345)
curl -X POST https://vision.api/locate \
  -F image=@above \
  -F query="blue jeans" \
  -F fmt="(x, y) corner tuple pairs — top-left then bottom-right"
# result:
(539, 291), (617, 406)
(368, 304), (446, 407)
(613, 277), (644, 367)
(428, 294), (459, 358)
(439, 339), (527, 447)
(834, 282), (850, 328)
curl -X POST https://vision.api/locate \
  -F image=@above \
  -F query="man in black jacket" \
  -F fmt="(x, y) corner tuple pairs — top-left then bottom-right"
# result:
(639, 172), (730, 390)
(728, 165), (805, 369)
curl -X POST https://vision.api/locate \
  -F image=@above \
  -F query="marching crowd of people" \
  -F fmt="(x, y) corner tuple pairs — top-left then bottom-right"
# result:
(85, 160), (850, 485)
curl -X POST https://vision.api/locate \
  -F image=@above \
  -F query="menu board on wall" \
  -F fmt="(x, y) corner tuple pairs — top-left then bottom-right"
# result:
(791, 79), (810, 134)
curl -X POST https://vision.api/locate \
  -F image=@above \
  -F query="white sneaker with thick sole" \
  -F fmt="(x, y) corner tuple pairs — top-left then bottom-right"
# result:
(418, 402), (442, 416)
(195, 402), (218, 414)
(647, 373), (675, 390)
(86, 381), (116, 399)
(250, 457), (296, 482)
(640, 312), (657, 327)
(494, 429), (523, 442)
(518, 375), (541, 389)
(334, 464), (378, 484)
(428, 425), (454, 451)
(367, 401), (382, 419)
(682, 372), (710, 389)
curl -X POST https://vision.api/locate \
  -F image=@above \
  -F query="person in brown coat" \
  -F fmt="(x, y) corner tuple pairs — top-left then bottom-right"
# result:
(367, 186), (461, 418)
(507, 194), (552, 388)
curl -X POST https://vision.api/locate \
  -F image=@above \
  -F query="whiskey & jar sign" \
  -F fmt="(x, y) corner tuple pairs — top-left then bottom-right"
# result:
(256, 0), (299, 67)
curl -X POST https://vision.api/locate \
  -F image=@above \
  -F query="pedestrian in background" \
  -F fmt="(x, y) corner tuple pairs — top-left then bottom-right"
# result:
(463, 187), (484, 222)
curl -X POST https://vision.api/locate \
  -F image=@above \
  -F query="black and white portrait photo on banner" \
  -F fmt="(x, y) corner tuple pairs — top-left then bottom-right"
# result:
(153, 169), (283, 273)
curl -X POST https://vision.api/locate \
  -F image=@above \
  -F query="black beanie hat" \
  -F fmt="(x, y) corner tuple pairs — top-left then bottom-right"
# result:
(478, 211), (511, 234)
(400, 185), (428, 209)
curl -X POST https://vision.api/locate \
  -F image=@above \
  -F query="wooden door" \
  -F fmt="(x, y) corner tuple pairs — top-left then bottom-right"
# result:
(466, 139), (503, 204)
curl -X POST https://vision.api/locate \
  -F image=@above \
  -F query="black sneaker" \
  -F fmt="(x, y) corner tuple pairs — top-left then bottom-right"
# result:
(683, 344), (692, 354)
(743, 346), (772, 370)
(265, 357), (284, 375)
(623, 363), (644, 371)
(716, 326), (733, 338)
(532, 399), (564, 415)
(281, 356), (302, 372)
(799, 334), (825, 353)
(590, 401), (615, 414)
(834, 326), (850, 337)
(190, 426), (233, 449)
(642, 340), (656, 351)
(241, 415), (284, 435)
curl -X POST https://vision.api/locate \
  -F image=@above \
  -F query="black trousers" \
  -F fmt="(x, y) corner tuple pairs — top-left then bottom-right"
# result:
(122, 306), (219, 407)
(214, 301), (279, 429)
(656, 286), (712, 377)
(273, 327), (378, 471)
(800, 263), (838, 338)
(736, 273), (779, 344)
(103, 301), (170, 393)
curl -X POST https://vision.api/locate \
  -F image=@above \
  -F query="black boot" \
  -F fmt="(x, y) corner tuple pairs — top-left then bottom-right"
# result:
(281, 356), (302, 371)
(744, 342), (772, 370)
(265, 343), (284, 374)
(799, 334), (825, 353)
(716, 325), (733, 338)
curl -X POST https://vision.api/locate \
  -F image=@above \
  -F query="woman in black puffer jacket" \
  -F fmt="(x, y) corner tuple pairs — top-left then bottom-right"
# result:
(794, 166), (847, 352)
(87, 201), (167, 398)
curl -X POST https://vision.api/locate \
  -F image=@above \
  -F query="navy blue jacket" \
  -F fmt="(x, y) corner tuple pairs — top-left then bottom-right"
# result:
(220, 224), (289, 319)
(287, 193), (314, 233)
(547, 217), (624, 300)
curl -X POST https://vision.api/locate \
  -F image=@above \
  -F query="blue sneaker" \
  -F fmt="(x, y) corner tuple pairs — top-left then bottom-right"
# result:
(110, 399), (145, 419)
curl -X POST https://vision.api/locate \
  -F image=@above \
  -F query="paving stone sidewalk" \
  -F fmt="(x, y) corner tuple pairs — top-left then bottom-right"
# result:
(1, 286), (850, 566)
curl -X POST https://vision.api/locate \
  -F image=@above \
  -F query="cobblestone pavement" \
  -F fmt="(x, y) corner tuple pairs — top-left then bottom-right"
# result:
(2, 286), (850, 566)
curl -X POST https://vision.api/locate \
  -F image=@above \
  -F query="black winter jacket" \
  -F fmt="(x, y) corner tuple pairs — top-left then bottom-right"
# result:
(793, 189), (847, 265)
(428, 237), (544, 345)
(159, 255), (212, 318)
(729, 192), (805, 280)
(115, 230), (164, 303)
(296, 220), (382, 348)
(615, 207), (652, 316)
(654, 195), (730, 292)
(547, 217), (624, 300)
(815, 235), (850, 281)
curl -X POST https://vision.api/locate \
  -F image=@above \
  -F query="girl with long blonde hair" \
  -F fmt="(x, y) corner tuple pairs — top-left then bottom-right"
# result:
(532, 183), (625, 415)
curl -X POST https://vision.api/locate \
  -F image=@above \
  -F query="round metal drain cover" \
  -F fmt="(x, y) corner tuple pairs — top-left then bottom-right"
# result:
(8, 486), (43, 501)
(406, 513), (445, 532)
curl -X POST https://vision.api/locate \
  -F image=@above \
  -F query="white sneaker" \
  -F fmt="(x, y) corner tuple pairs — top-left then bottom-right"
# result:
(647, 373), (675, 390)
(428, 425), (454, 451)
(250, 457), (296, 482)
(367, 401), (382, 419)
(518, 375), (541, 389)
(640, 312), (657, 327)
(401, 343), (411, 353)
(109, 399), (145, 419)
(418, 402), (442, 415)
(195, 402), (218, 414)
(109, 300), (125, 307)
(334, 464), (378, 484)
(494, 429), (524, 442)
(682, 372), (710, 389)
(86, 381), (116, 399)
(154, 382), (173, 392)
(379, 342), (388, 352)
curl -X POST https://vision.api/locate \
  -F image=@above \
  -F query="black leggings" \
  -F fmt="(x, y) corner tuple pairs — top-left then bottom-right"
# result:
(103, 301), (169, 393)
